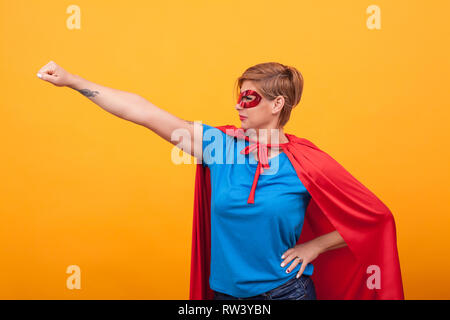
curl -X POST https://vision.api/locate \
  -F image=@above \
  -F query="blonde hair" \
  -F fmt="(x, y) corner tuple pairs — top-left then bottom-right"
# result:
(234, 62), (304, 128)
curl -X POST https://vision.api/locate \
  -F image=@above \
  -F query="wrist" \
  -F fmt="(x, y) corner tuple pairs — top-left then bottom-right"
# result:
(307, 238), (327, 256)
(67, 73), (83, 89)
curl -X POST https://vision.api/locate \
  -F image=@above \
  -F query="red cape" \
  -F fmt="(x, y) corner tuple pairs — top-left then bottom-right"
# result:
(189, 125), (404, 300)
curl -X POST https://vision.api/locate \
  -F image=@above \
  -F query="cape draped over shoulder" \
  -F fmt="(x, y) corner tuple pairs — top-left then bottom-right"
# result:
(189, 124), (404, 300)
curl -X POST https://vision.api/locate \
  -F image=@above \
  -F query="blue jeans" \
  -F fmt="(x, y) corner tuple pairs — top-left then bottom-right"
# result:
(213, 274), (317, 300)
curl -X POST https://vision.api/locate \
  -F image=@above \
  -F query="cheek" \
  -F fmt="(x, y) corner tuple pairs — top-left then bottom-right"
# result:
(244, 103), (270, 124)
(246, 109), (259, 122)
(249, 104), (270, 119)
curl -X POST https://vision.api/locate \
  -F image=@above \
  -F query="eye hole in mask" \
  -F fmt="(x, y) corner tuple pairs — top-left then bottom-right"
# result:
(237, 89), (262, 108)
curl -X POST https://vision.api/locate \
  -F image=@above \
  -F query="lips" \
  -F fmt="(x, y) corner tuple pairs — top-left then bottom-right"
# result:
(239, 115), (247, 120)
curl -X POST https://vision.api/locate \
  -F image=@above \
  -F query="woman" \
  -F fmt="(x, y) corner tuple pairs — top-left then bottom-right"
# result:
(37, 61), (403, 300)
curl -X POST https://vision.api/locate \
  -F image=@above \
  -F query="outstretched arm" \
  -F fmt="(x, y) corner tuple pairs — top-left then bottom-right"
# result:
(36, 61), (202, 160)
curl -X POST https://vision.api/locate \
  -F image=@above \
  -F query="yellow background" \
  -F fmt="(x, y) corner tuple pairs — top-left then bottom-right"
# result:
(1, 0), (449, 299)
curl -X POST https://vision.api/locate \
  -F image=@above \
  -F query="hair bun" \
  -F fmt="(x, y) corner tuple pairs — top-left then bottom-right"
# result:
(284, 67), (293, 79)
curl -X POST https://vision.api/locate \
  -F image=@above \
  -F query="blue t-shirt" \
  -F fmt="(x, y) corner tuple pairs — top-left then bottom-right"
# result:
(201, 124), (314, 298)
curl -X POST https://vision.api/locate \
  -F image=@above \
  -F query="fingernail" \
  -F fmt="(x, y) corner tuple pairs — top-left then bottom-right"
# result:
(281, 255), (285, 259)
(37, 73), (42, 78)
(280, 262), (285, 267)
(296, 274), (300, 278)
(286, 269), (290, 273)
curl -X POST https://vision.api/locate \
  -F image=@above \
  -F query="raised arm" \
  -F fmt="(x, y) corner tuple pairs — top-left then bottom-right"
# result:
(36, 61), (202, 160)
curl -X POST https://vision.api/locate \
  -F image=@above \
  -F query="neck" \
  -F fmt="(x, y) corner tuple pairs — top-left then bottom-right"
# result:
(247, 126), (289, 145)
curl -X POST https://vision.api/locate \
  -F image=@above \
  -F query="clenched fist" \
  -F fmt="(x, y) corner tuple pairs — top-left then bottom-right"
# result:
(36, 61), (75, 87)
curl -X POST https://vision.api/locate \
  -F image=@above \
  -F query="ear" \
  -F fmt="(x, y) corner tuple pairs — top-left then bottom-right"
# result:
(272, 96), (285, 114)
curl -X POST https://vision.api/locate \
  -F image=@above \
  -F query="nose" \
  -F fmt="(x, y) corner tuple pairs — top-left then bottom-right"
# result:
(235, 103), (243, 110)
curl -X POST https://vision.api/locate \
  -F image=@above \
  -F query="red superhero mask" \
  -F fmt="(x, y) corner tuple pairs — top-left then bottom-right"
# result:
(237, 90), (262, 108)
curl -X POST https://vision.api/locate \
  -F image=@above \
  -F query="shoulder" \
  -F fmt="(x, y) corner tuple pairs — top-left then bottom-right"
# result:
(202, 123), (227, 138)
(215, 124), (240, 138)
(285, 133), (320, 150)
(202, 124), (240, 140)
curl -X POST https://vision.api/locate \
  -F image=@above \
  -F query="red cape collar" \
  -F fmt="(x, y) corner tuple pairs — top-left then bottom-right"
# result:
(231, 127), (290, 204)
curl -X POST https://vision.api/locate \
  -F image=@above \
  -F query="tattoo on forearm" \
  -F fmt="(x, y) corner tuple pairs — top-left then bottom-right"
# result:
(77, 89), (99, 98)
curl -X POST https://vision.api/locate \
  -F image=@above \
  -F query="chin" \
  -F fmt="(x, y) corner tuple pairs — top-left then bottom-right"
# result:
(240, 121), (249, 129)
